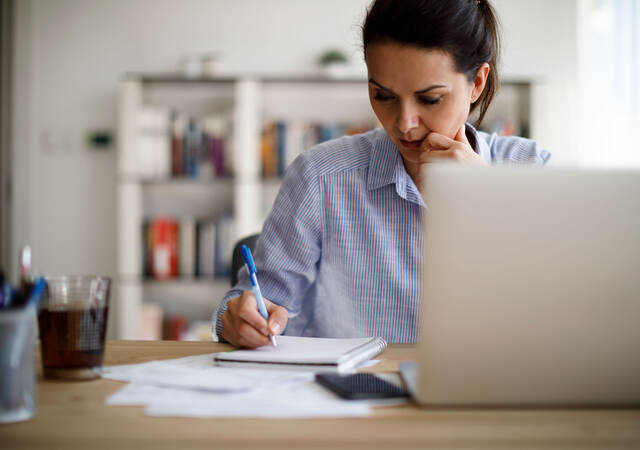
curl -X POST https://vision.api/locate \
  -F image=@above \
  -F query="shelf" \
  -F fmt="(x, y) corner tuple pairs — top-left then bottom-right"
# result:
(116, 75), (375, 339)
(143, 278), (228, 318)
(128, 73), (534, 88)
(119, 275), (229, 285)
(260, 177), (284, 185)
(141, 180), (234, 218)
(125, 73), (367, 85)
(117, 74), (534, 340)
(142, 277), (230, 287)
(119, 175), (233, 185)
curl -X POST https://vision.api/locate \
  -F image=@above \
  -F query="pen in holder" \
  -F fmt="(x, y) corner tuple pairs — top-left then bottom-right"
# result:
(0, 275), (46, 423)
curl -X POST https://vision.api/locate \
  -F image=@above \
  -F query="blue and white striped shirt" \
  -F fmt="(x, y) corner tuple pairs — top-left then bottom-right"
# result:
(214, 125), (551, 343)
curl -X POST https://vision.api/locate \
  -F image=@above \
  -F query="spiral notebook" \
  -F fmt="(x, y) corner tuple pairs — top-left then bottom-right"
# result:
(214, 336), (387, 373)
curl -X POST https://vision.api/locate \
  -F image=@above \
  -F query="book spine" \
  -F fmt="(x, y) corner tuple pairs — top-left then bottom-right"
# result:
(260, 120), (376, 178)
(171, 112), (185, 176)
(156, 109), (171, 179)
(212, 135), (225, 177)
(261, 122), (277, 178)
(197, 219), (215, 277)
(182, 120), (191, 178)
(169, 220), (179, 277)
(142, 220), (152, 277)
(194, 221), (201, 277)
(179, 217), (196, 278)
(151, 217), (179, 279)
(214, 214), (233, 278)
(203, 116), (227, 178)
(276, 121), (286, 177)
(152, 218), (170, 279)
(163, 314), (188, 340)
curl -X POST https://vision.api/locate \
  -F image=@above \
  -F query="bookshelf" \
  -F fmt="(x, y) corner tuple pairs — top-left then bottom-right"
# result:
(116, 74), (534, 340)
(116, 75), (376, 340)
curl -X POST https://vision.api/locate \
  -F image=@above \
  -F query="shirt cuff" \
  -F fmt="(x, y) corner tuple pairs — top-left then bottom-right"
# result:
(213, 303), (228, 343)
(212, 293), (242, 343)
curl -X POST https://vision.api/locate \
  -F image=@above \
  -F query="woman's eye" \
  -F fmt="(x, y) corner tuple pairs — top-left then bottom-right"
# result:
(419, 96), (441, 105)
(374, 92), (396, 101)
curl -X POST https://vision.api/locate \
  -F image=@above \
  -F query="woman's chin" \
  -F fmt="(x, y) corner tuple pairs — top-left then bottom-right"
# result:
(398, 149), (421, 164)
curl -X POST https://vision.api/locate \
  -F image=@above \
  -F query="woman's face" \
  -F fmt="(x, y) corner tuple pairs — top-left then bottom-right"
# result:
(365, 42), (485, 165)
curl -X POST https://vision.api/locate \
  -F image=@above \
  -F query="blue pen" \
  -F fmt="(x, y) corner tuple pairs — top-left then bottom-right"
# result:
(240, 245), (277, 347)
(26, 277), (47, 309)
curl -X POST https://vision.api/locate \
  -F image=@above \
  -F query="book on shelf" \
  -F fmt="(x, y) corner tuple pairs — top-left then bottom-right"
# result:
(143, 214), (235, 281)
(196, 219), (216, 277)
(261, 120), (374, 178)
(179, 217), (196, 278)
(144, 217), (179, 280)
(136, 107), (231, 180)
(214, 212), (234, 278)
(163, 314), (188, 340)
(137, 107), (171, 179)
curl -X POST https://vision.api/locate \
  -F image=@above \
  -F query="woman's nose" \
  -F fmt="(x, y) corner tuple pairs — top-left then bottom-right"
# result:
(396, 103), (420, 134)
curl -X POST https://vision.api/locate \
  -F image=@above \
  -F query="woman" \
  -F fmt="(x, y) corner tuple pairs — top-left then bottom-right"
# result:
(214, 0), (551, 348)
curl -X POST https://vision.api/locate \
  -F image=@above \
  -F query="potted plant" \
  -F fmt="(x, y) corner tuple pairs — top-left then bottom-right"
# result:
(318, 49), (350, 78)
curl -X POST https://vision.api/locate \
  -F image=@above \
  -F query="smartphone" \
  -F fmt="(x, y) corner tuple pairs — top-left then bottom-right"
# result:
(315, 373), (409, 400)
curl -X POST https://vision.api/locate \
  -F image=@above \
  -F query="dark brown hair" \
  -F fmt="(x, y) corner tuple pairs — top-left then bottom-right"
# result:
(362, 0), (501, 126)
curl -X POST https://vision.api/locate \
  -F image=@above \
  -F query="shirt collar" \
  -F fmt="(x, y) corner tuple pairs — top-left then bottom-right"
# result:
(366, 124), (488, 206)
(367, 129), (425, 206)
(466, 122), (492, 164)
(367, 129), (399, 191)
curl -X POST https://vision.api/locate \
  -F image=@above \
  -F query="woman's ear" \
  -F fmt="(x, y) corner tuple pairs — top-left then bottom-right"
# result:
(471, 63), (491, 103)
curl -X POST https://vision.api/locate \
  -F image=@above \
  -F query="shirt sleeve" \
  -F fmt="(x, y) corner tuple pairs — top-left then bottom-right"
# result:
(487, 133), (552, 166)
(212, 151), (322, 341)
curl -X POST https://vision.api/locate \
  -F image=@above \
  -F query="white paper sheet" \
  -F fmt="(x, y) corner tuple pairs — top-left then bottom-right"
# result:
(102, 353), (313, 392)
(102, 352), (395, 418)
(108, 381), (372, 418)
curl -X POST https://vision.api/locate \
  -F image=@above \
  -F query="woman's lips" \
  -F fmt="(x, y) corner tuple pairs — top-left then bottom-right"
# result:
(399, 138), (424, 149)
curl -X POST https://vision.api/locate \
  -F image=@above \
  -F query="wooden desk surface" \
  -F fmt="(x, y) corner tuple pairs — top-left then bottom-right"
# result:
(1, 340), (639, 449)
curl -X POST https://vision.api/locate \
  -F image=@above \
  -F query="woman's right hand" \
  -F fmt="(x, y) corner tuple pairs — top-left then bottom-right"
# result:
(220, 290), (288, 348)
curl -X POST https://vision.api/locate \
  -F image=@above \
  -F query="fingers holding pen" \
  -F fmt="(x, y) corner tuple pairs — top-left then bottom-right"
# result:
(221, 290), (289, 348)
(231, 318), (271, 348)
(236, 292), (269, 335)
(266, 300), (288, 336)
(222, 292), (270, 348)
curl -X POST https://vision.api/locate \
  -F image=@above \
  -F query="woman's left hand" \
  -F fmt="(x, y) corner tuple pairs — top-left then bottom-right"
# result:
(419, 125), (487, 166)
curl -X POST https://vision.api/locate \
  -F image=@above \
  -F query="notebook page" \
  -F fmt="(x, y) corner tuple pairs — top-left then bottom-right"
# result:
(215, 336), (378, 364)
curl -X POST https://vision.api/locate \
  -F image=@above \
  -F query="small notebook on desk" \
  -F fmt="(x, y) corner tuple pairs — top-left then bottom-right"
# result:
(214, 336), (387, 373)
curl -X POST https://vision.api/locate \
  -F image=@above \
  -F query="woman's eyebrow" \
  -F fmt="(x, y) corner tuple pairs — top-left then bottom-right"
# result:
(369, 78), (446, 94)
(368, 78), (393, 92)
(414, 85), (446, 94)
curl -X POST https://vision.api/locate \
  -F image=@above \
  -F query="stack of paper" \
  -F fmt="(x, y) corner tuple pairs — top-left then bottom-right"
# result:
(102, 353), (375, 418)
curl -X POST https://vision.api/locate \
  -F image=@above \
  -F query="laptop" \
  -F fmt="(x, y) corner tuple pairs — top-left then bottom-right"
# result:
(401, 164), (640, 407)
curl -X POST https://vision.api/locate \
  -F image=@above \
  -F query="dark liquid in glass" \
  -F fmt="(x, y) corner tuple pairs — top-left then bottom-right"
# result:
(37, 307), (109, 369)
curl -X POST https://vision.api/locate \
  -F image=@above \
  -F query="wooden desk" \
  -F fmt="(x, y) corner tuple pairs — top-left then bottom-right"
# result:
(1, 340), (639, 449)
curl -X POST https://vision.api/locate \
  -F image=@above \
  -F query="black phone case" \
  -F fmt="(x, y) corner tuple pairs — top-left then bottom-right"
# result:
(315, 373), (409, 399)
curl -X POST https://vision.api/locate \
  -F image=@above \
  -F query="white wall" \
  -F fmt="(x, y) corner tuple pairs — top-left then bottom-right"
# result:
(494, 0), (579, 164)
(12, 0), (372, 278)
(12, 0), (580, 324)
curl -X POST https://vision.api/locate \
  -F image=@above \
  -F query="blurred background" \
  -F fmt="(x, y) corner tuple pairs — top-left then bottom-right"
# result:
(0, 0), (638, 340)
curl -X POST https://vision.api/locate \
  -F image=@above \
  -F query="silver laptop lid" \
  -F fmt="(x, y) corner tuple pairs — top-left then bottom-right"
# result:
(418, 164), (640, 406)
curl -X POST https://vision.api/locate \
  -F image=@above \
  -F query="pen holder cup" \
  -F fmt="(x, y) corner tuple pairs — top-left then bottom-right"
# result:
(0, 305), (37, 423)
